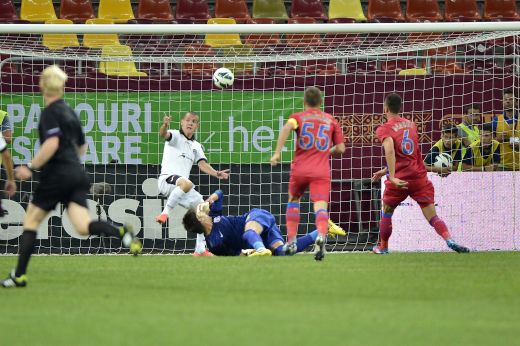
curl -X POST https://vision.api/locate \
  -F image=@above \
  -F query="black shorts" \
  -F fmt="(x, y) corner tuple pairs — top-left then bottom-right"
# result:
(31, 168), (91, 211)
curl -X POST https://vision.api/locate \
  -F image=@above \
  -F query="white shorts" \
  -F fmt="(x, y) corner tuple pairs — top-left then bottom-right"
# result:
(158, 175), (203, 209)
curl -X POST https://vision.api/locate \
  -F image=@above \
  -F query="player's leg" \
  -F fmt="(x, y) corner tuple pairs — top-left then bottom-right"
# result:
(1, 203), (48, 288)
(373, 203), (395, 254)
(67, 202), (142, 255)
(183, 189), (211, 256)
(286, 175), (307, 244)
(243, 210), (273, 256)
(420, 204), (470, 253)
(156, 175), (193, 224)
(309, 178), (331, 261)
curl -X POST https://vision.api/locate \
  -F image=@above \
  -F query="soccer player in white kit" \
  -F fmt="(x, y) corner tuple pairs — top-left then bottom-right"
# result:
(156, 112), (229, 256)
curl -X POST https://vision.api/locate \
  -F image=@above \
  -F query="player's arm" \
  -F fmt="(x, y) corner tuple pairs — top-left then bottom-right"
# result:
(207, 190), (224, 217)
(424, 147), (451, 175)
(1, 115), (12, 144)
(382, 137), (408, 189)
(197, 160), (229, 180)
(271, 118), (297, 166)
(1, 147), (16, 197)
(159, 115), (172, 141)
(330, 119), (346, 157)
(371, 167), (387, 182)
(15, 136), (60, 181)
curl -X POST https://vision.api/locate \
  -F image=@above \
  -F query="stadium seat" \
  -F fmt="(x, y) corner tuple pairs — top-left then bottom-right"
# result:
(42, 19), (79, 50)
(0, 0), (19, 22)
(444, 0), (481, 22)
(21, 0), (57, 22)
(398, 68), (427, 75)
(380, 57), (420, 73)
(286, 17), (322, 48)
(60, 0), (95, 23)
(98, 0), (135, 23)
(406, 0), (443, 22)
(345, 61), (377, 73)
(252, 0), (289, 20)
(328, 0), (367, 22)
(222, 44), (254, 75)
(176, 0), (212, 22)
(99, 45), (147, 77)
(326, 17), (361, 47)
(426, 46), (465, 74)
(83, 18), (121, 49)
(245, 18), (281, 48)
(367, 0), (405, 22)
(303, 59), (339, 75)
(205, 18), (243, 47)
(215, 0), (250, 22)
(291, 0), (327, 21)
(182, 44), (216, 77)
(137, 0), (174, 21)
(483, 0), (520, 21)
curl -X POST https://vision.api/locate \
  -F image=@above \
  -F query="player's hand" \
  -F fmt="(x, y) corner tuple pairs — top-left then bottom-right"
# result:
(205, 193), (218, 205)
(389, 177), (408, 189)
(484, 164), (496, 172)
(270, 153), (280, 166)
(216, 169), (229, 180)
(371, 169), (387, 182)
(15, 166), (32, 181)
(196, 202), (210, 219)
(4, 180), (16, 197)
(163, 115), (171, 126)
(438, 166), (452, 178)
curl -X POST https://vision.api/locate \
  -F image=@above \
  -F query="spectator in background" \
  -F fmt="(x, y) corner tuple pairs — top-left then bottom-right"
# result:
(492, 88), (519, 170)
(424, 125), (463, 176)
(462, 123), (501, 172)
(458, 104), (481, 147)
(0, 109), (12, 144)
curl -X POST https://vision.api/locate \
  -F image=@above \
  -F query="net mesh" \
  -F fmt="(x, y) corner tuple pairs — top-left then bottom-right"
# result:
(0, 27), (519, 254)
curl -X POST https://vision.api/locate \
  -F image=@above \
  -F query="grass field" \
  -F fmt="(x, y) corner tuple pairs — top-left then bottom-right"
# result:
(1, 252), (519, 346)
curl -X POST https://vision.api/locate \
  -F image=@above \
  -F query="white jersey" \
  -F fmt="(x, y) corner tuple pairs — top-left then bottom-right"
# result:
(0, 133), (6, 166)
(160, 129), (207, 178)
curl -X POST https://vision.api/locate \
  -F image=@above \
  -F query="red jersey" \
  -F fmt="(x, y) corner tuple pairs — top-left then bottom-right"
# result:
(376, 116), (427, 181)
(289, 109), (344, 178)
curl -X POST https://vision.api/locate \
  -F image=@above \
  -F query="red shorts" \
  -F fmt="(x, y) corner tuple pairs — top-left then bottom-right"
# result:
(289, 174), (330, 202)
(383, 178), (435, 209)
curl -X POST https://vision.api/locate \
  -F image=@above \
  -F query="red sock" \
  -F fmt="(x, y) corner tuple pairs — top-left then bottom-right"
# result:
(429, 216), (451, 240)
(379, 212), (393, 249)
(315, 209), (328, 237)
(286, 202), (300, 243)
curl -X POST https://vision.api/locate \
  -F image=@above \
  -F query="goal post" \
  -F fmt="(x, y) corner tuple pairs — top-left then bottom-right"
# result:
(0, 22), (518, 254)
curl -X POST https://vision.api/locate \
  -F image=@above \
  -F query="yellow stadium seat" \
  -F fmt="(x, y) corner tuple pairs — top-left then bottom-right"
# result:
(100, 45), (147, 77)
(252, 0), (289, 20)
(222, 45), (254, 74)
(83, 18), (121, 49)
(328, 0), (367, 22)
(205, 18), (243, 48)
(21, 0), (57, 22)
(98, 0), (135, 23)
(42, 19), (79, 50)
(398, 68), (427, 75)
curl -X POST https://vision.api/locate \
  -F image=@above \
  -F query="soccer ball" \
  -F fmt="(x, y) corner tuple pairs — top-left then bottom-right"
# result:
(433, 152), (453, 168)
(213, 68), (234, 89)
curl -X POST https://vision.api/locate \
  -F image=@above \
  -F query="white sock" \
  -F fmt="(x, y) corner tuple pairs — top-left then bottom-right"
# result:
(162, 186), (186, 215)
(195, 233), (206, 253)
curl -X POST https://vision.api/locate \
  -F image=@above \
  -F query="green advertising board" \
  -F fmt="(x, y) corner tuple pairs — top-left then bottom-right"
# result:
(1, 91), (298, 164)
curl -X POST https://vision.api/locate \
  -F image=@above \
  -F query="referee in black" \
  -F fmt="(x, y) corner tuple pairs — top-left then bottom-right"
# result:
(1, 65), (141, 288)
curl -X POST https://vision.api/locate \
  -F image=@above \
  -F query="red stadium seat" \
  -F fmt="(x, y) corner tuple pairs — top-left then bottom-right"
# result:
(215, 0), (250, 22)
(245, 18), (281, 48)
(60, 0), (95, 23)
(483, 0), (520, 21)
(138, 0), (174, 21)
(182, 44), (216, 77)
(380, 55), (420, 73)
(291, 0), (327, 21)
(406, 0), (443, 22)
(176, 0), (211, 22)
(303, 59), (339, 75)
(325, 18), (361, 47)
(368, 0), (404, 22)
(0, 0), (18, 22)
(444, 0), (481, 22)
(285, 17), (322, 48)
(426, 46), (465, 74)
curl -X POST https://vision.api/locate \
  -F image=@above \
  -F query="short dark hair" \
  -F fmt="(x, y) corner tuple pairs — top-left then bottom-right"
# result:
(442, 125), (459, 136)
(385, 93), (402, 114)
(304, 87), (322, 107)
(182, 209), (206, 234)
(503, 87), (514, 96)
(464, 103), (481, 113)
(481, 123), (494, 133)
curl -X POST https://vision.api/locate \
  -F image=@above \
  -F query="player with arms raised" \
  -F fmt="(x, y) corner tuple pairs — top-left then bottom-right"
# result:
(372, 93), (469, 254)
(271, 87), (345, 261)
(1, 65), (141, 288)
(156, 112), (229, 256)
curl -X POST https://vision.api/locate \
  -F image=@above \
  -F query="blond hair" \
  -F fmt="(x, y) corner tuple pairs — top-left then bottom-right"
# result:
(39, 65), (68, 98)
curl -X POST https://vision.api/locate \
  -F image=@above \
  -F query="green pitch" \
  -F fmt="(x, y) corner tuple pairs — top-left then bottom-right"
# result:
(1, 252), (519, 346)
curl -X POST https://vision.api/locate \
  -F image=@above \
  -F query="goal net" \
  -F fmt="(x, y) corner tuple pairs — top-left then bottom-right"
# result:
(0, 23), (518, 254)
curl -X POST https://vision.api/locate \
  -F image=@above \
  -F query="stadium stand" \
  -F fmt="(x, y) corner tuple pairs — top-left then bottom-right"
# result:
(137, 0), (175, 21)
(367, 0), (405, 22)
(83, 18), (121, 49)
(205, 18), (243, 47)
(252, 0), (289, 20)
(175, 0), (212, 22)
(444, 0), (482, 22)
(20, 0), (57, 22)
(328, 0), (367, 22)
(483, 0), (520, 21)
(98, 0), (135, 23)
(59, 0), (96, 23)
(0, 0), (19, 22)
(215, 0), (251, 22)
(42, 19), (79, 50)
(290, 0), (327, 21)
(99, 44), (147, 76)
(405, 0), (443, 22)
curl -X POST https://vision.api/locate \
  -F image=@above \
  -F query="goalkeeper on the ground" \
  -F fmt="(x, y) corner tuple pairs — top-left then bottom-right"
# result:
(182, 190), (346, 257)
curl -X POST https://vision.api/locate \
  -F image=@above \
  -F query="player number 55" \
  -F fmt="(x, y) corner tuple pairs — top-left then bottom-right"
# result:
(299, 123), (330, 151)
